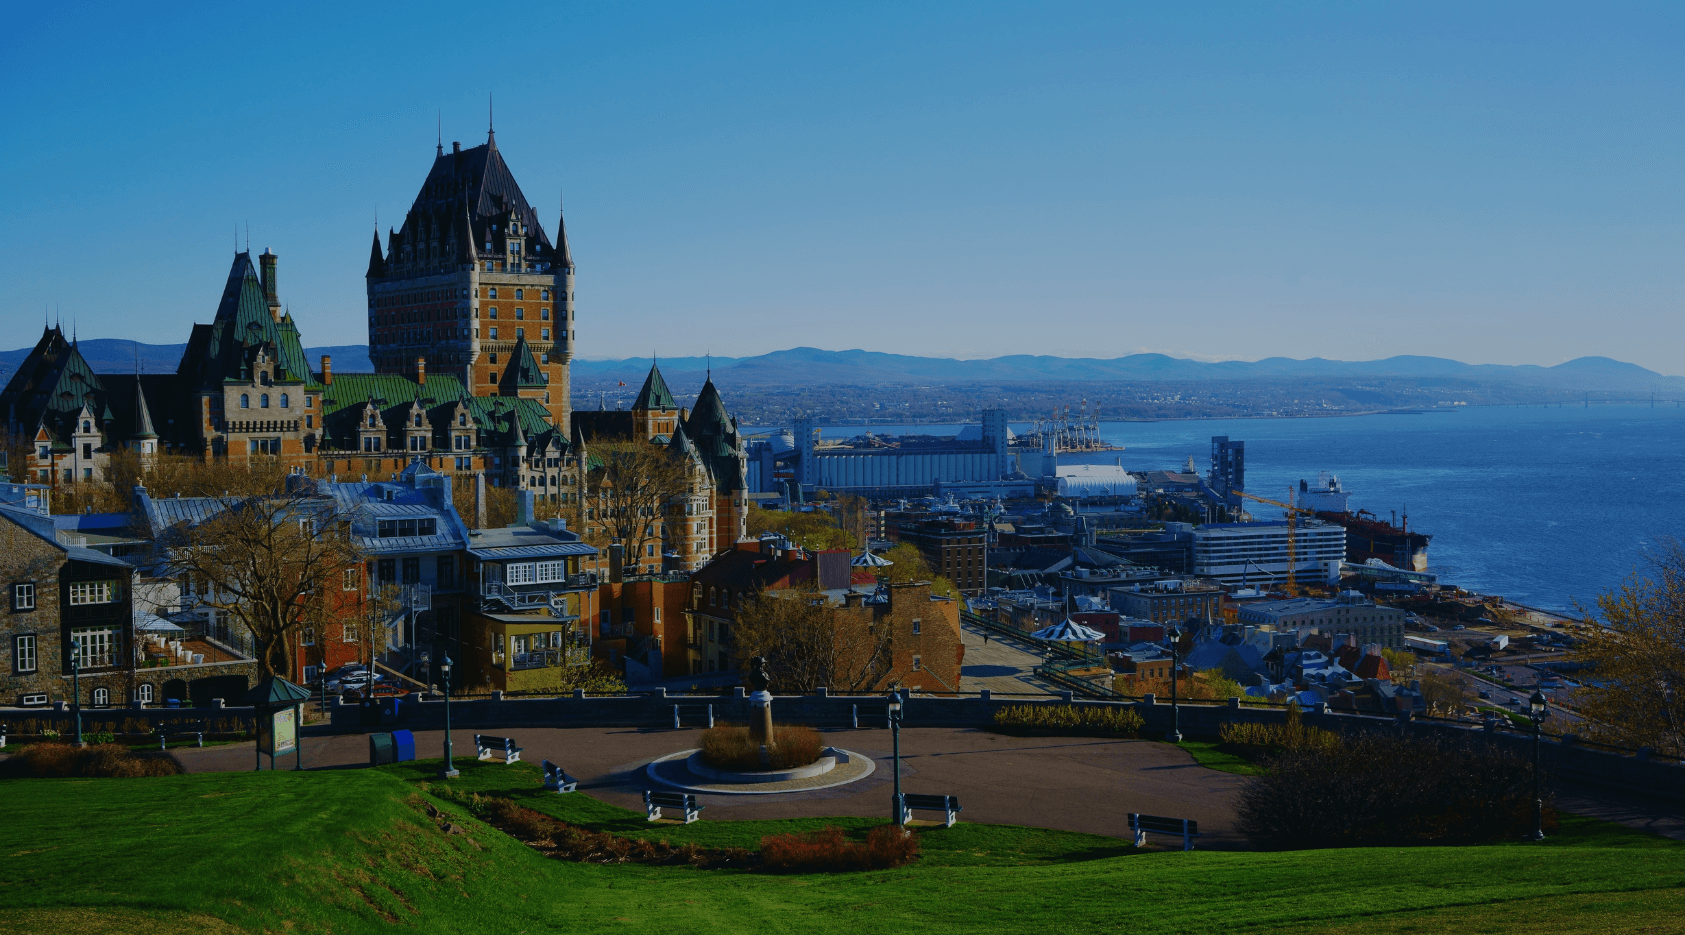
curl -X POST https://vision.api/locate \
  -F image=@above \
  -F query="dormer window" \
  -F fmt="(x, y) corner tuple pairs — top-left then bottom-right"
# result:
(82, 420), (91, 433)
(458, 413), (467, 426)
(413, 414), (423, 427)
(367, 414), (377, 427)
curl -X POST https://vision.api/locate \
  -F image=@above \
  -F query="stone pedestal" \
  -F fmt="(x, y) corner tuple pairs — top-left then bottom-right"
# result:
(749, 690), (775, 748)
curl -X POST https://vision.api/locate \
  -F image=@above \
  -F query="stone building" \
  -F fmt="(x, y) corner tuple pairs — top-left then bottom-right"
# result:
(366, 129), (574, 430)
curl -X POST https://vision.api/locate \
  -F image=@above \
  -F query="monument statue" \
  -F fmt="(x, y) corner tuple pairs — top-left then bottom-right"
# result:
(747, 655), (775, 749)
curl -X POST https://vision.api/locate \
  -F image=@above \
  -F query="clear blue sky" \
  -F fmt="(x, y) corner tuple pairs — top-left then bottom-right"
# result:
(3, 3), (1681, 370)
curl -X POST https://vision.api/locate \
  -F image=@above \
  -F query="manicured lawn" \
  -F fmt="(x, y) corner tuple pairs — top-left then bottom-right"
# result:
(1170, 738), (1267, 776)
(1, 762), (1681, 934)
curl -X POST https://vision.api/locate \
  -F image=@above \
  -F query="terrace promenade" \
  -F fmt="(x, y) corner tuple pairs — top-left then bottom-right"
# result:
(169, 726), (1251, 848)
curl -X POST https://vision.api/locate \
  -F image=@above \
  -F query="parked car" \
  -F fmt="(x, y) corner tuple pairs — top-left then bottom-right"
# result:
(1452, 624), (1467, 631)
(328, 672), (385, 693)
(1478, 690), (1491, 700)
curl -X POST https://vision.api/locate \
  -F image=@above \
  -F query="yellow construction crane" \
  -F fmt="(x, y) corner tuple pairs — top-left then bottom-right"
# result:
(1234, 489), (1318, 596)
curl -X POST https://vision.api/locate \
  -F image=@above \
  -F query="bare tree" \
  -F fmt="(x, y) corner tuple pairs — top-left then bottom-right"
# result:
(730, 588), (893, 693)
(163, 485), (360, 678)
(1573, 540), (1685, 757)
(582, 439), (691, 575)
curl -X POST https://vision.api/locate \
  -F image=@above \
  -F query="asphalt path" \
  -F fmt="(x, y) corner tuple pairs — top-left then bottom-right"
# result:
(170, 725), (1250, 848)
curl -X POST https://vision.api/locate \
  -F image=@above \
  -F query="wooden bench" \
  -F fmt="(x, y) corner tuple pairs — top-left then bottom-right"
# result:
(541, 759), (578, 794)
(474, 734), (523, 763)
(671, 704), (715, 729)
(156, 720), (206, 750)
(897, 793), (962, 827)
(645, 790), (704, 824)
(1129, 813), (1200, 851)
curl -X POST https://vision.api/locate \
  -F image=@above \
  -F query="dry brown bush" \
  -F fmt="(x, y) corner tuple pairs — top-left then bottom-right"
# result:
(699, 723), (825, 771)
(0, 743), (184, 778)
(760, 825), (920, 872)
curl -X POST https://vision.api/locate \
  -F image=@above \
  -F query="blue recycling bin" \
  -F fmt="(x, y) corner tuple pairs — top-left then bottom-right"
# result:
(391, 729), (416, 762)
(380, 696), (402, 723)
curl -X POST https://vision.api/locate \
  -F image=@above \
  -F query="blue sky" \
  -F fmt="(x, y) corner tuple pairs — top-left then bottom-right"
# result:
(3, 3), (1681, 370)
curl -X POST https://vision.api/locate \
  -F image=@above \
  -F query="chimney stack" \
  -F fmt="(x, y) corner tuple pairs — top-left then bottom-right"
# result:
(473, 471), (487, 529)
(416, 356), (426, 385)
(259, 249), (281, 322)
(452, 141), (461, 154)
(320, 355), (333, 385)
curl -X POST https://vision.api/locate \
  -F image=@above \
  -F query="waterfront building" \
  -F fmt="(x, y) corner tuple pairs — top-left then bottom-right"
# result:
(1190, 520), (1346, 587)
(1234, 594), (1406, 651)
(1107, 578), (1226, 626)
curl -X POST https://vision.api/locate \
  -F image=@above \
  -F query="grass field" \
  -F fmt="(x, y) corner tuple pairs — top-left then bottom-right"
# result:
(1, 758), (1682, 934)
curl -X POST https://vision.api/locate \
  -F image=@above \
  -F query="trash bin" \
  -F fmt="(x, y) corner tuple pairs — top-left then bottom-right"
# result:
(369, 732), (397, 767)
(391, 729), (416, 762)
(380, 696), (402, 723)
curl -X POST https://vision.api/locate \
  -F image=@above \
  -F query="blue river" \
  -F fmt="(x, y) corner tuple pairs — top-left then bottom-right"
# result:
(795, 405), (1685, 615)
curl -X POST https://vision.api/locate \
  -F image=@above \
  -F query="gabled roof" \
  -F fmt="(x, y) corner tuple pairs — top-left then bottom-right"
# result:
(506, 335), (546, 388)
(0, 504), (133, 568)
(0, 326), (120, 450)
(632, 362), (677, 411)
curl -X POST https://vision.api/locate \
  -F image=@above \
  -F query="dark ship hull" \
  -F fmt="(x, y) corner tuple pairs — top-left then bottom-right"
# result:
(1314, 510), (1431, 571)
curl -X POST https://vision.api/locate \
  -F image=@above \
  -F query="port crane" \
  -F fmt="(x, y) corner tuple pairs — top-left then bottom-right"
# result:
(1233, 490), (1319, 597)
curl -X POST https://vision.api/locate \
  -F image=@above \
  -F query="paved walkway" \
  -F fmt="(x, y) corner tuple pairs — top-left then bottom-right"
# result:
(172, 726), (1251, 848)
(957, 620), (1060, 695)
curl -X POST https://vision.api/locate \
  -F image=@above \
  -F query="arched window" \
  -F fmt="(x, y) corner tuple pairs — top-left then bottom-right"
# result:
(280, 393), (289, 408)
(136, 683), (153, 703)
(92, 687), (109, 706)
(414, 414), (423, 427)
(82, 420), (91, 433)
(260, 394), (270, 408)
(240, 394), (249, 409)
(709, 587), (717, 607)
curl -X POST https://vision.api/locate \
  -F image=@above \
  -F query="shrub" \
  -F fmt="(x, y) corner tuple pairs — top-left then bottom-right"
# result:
(88, 731), (116, 745)
(699, 724), (825, 771)
(992, 704), (1144, 736)
(0, 743), (184, 779)
(442, 792), (754, 869)
(761, 825), (920, 872)
(1218, 705), (1341, 754)
(1235, 731), (1548, 849)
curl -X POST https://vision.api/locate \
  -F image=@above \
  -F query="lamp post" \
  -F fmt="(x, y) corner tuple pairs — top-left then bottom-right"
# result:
(439, 654), (458, 779)
(1166, 625), (1182, 744)
(70, 638), (84, 747)
(1527, 688), (1548, 841)
(888, 693), (904, 826)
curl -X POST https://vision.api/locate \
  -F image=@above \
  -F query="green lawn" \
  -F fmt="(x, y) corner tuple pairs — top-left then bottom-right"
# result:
(1169, 738), (1268, 776)
(1, 760), (1682, 934)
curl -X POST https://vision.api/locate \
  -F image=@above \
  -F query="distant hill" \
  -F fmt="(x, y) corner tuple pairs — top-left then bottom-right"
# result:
(3, 340), (1677, 394)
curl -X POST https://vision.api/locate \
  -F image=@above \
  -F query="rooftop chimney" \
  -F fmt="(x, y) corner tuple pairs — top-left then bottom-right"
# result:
(452, 141), (461, 154)
(416, 356), (426, 385)
(320, 355), (333, 385)
(473, 471), (487, 529)
(259, 249), (281, 321)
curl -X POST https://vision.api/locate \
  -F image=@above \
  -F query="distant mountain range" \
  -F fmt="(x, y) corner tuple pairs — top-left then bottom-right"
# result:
(4, 340), (1679, 394)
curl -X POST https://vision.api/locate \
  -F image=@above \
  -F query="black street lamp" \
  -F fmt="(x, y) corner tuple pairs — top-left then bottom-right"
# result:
(1166, 625), (1183, 744)
(1527, 688), (1548, 841)
(70, 638), (84, 747)
(888, 692), (904, 826)
(439, 654), (458, 779)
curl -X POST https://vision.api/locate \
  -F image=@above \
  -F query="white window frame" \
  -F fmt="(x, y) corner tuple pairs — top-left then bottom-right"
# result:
(535, 561), (564, 583)
(136, 683), (153, 703)
(70, 627), (117, 668)
(504, 563), (535, 585)
(69, 581), (116, 605)
(14, 634), (37, 673)
(13, 582), (34, 611)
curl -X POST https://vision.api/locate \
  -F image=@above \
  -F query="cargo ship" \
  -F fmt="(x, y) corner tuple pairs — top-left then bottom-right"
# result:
(1296, 472), (1431, 572)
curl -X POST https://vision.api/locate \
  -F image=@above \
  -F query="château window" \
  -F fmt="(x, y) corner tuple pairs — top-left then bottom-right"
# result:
(13, 583), (35, 610)
(488, 307), (498, 319)
(541, 307), (550, 320)
(280, 394), (289, 408)
(489, 328), (498, 340)
(489, 353), (498, 364)
(260, 394), (270, 408)
(240, 394), (250, 408)
(541, 328), (550, 341)
(343, 567), (359, 590)
(515, 308), (524, 319)
(515, 289), (524, 300)
(13, 634), (36, 673)
(69, 582), (118, 606)
(516, 328), (524, 339)
(541, 353), (549, 363)
(541, 289), (550, 301)
(488, 288), (497, 299)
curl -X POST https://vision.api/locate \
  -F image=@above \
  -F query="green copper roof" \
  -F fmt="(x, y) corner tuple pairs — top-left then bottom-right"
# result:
(632, 362), (677, 411)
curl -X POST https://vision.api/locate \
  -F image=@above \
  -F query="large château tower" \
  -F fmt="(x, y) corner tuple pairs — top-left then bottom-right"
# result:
(366, 129), (575, 431)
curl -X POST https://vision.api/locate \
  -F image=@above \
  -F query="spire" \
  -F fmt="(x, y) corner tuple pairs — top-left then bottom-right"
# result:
(131, 382), (157, 439)
(509, 409), (526, 450)
(366, 229), (386, 278)
(557, 191), (573, 269)
(459, 202), (478, 262)
(437, 109), (443, 157)
(487, 92), (495, 147)
(631, 360), (677, 411)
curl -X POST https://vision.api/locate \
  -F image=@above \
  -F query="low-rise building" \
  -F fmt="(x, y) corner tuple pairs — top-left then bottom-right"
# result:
(1234, 593), (1406, 651)
(462, 515), (598, 693)
(1108, 579), (1225, 627)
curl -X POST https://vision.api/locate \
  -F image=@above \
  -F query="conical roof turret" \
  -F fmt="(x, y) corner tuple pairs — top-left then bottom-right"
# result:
(632, 361), (677, 411)
(365, 230), (386, 277)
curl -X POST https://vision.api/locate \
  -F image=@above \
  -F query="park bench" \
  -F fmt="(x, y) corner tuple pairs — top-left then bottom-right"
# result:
(1128, 813), (1200, 851)
(156, 720), (207, 750)
(645, 790), (704, 824)
(672, 703), (715, 729)
(897, 793), (962, 827)
(541, 759), (578, 794)
(474, 734), (523, 763)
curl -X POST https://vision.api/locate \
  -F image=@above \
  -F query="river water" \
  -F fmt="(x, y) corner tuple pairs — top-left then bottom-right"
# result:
(796, 405), (1685, 615)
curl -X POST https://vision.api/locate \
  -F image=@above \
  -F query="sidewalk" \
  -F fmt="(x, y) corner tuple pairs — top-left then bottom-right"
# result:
(958, 620), (1060, 695)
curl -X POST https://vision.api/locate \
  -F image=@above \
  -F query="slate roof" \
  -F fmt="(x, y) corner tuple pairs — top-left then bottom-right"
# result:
(466, 522), (596, 560)
(179, 252), (315, 391)
(313, 371), (562, 455)
(0, 326), (114, 449)
(0, 505), (133, 568)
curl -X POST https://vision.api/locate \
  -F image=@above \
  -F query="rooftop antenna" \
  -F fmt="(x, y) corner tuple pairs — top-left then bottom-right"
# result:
(437, 109), (443, 156)
(244, 220), (249, 253)
(488, 92), (494, 139)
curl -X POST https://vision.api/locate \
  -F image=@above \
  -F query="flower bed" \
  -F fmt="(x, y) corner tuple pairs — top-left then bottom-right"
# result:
(699, 724), (824, 771)
(990, 704), (1144, 737)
